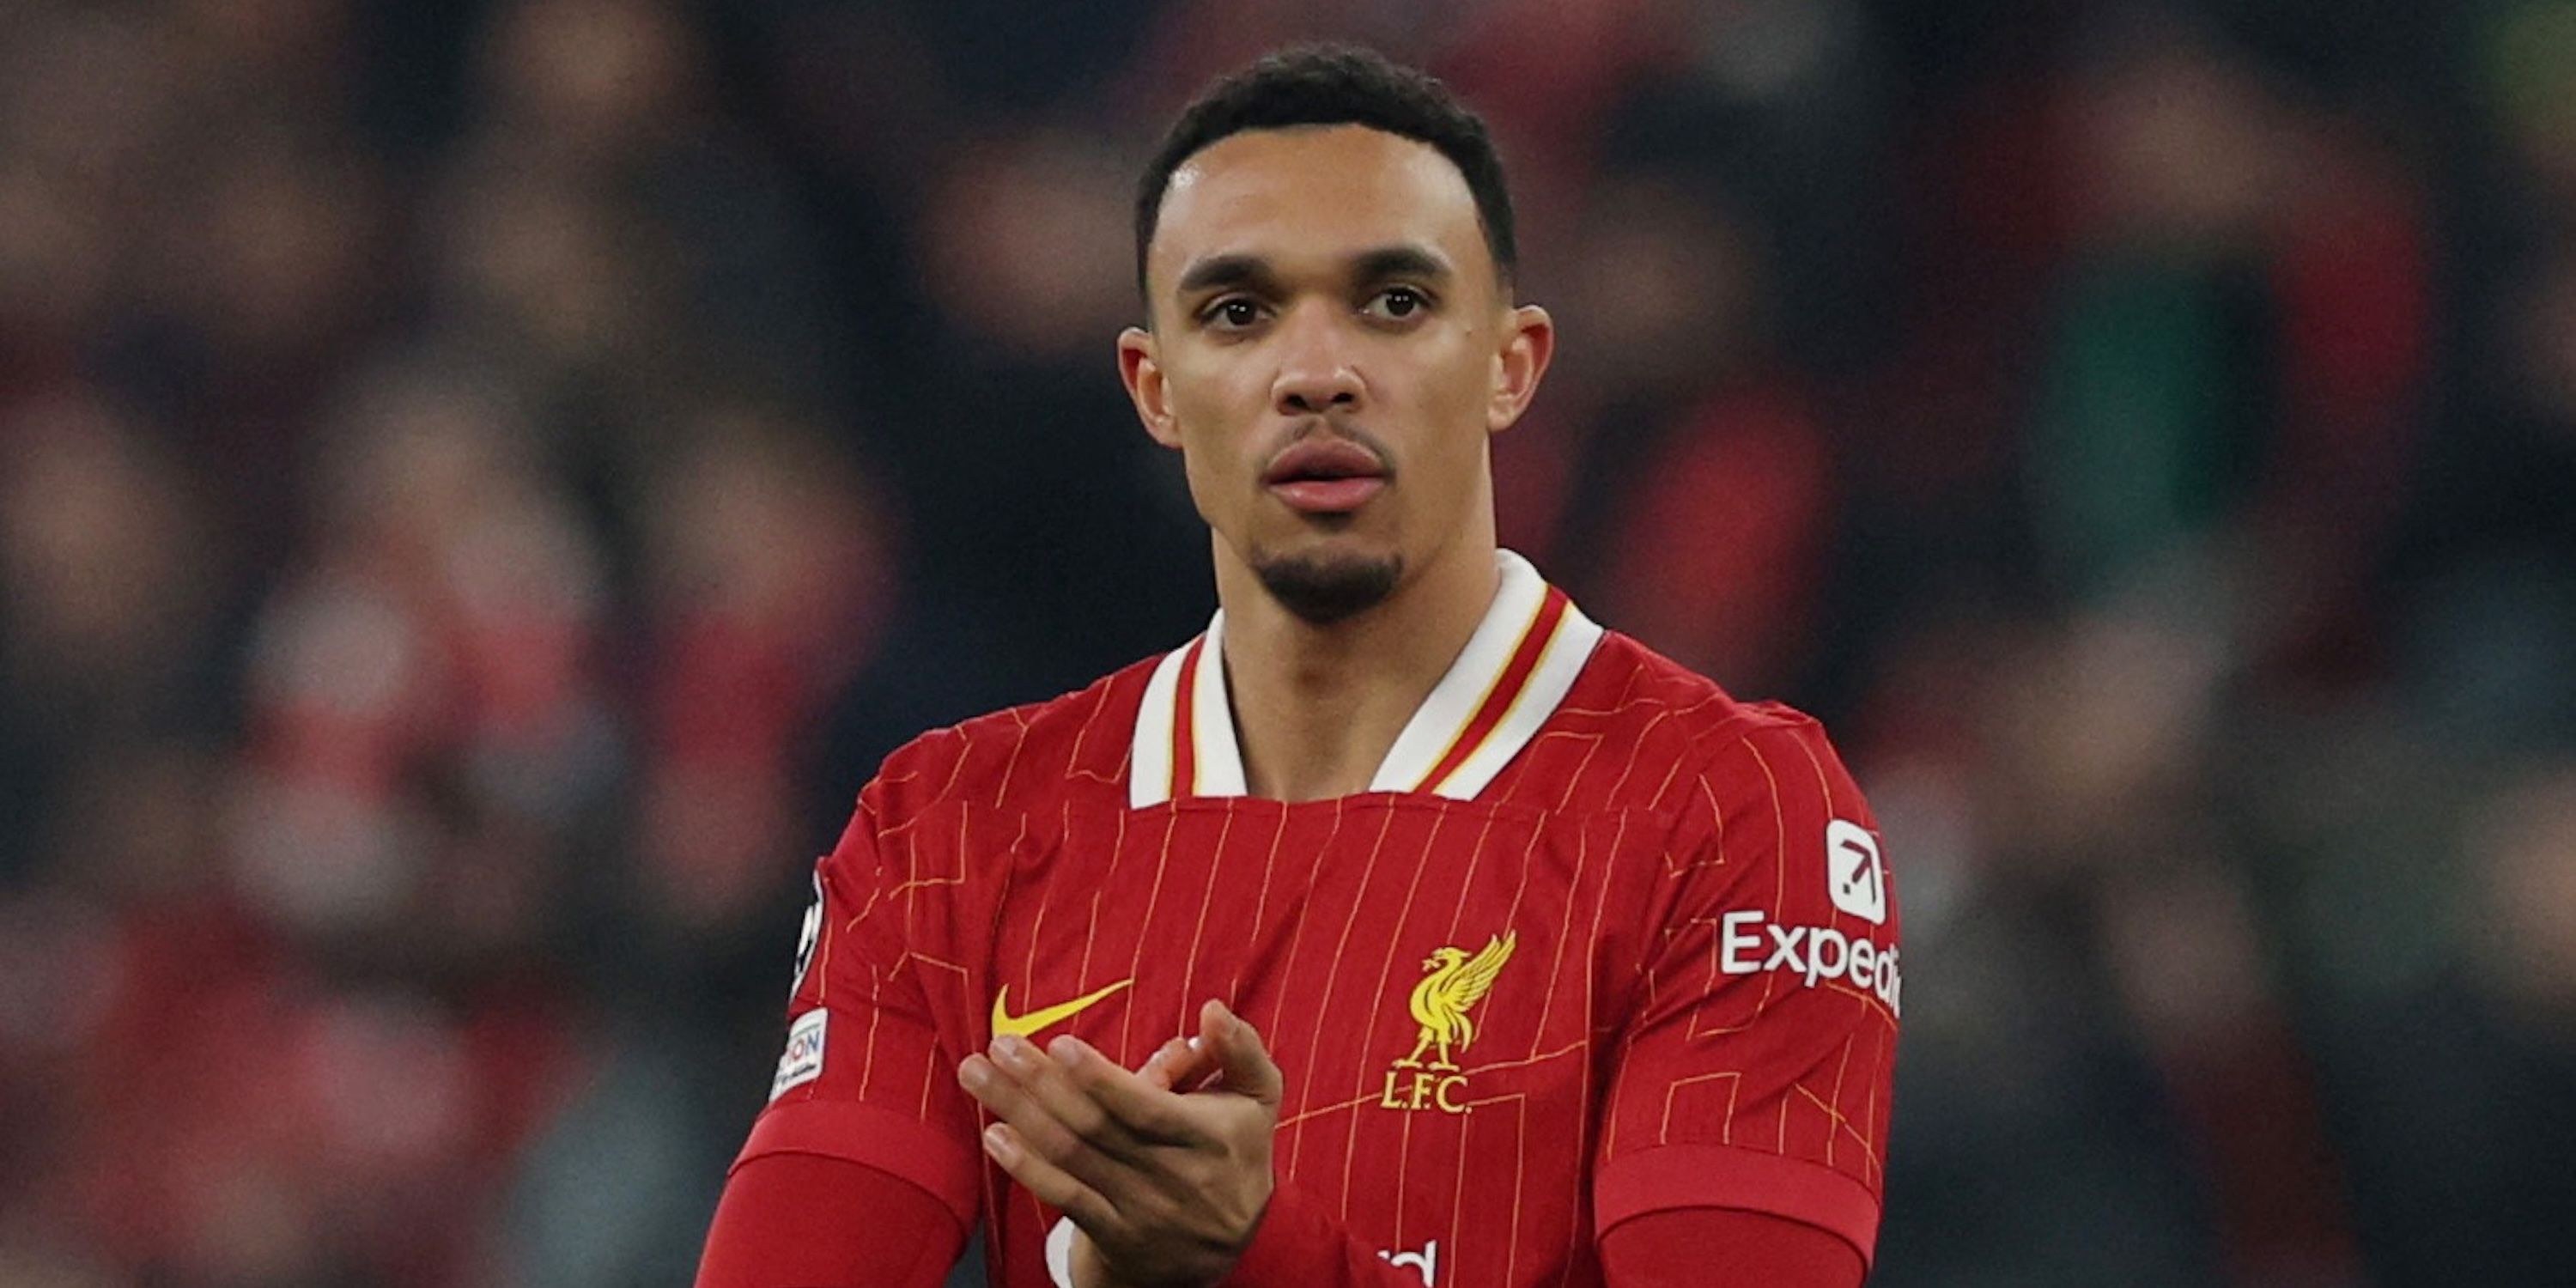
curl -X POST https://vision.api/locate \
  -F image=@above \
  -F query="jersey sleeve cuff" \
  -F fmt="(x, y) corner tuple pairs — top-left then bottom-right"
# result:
(732, 1097), (981, 1229)
(1594, 1145), (1880, 1269)
(1218, 1178), (1356, 1288)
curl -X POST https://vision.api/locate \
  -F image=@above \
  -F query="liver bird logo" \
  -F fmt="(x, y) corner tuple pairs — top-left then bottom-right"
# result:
(1395, 931), (1516, 1072)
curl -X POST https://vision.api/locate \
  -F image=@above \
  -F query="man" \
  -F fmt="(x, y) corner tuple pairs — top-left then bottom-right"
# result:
(696, 45), (1899, 1288)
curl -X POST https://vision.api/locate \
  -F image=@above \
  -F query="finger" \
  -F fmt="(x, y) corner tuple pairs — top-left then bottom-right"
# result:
(1048, 1035), (1210, 1145)
(959, 1052), (1135, 1188)
(1201, 999), (1284, 1105)
(1162, 1034), (1224, 1092)
(1137, 1036), (1200, 1091)
(995, 1034), (1198, 1165)
(981, 1121), (1125, 1242)
(1004, 1035), (1140, 1142)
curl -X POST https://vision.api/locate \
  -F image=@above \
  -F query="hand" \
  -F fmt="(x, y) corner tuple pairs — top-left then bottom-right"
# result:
(959, 999), (1283, 1288)
(1068, 1030), (1226, 1288)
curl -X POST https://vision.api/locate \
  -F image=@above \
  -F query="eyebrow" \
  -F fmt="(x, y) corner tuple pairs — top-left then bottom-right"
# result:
(1170, 244), (1457, 301)
(1350, 244), (1455, 286)
(1174, 254), (1279, 299)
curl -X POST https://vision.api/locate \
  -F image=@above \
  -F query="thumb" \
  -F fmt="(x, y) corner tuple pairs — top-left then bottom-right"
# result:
(1199, 999), (1283, 1105)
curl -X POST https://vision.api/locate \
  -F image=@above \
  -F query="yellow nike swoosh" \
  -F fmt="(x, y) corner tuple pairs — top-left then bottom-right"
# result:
(992, 979), (1135, 1042)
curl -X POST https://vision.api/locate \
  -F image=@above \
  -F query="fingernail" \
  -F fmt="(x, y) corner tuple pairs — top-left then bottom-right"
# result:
(1048, 1035), (1087, 1067)
(959, 1060), (987, 1091)
(1187, 1035), (1205, 1052)
(992, 1035), (1030, 1069)
(982, 1125), (1013, 1161)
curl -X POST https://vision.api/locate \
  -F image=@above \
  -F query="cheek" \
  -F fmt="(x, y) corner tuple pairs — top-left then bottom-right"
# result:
(1176, 433), (1227, 508)
(1160, 367), (1258, 520)
(1402, 348), (1499, 518)
(1417, 326), (1492, 406)
(1163, 351), (1262, 440)
(1421, 345), (1499, 456)
(1167, 389), (1243, 479)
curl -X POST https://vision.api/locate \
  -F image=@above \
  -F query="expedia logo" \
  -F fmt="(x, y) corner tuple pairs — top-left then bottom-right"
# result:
(1825, 820), (1886, 924)
(1719, 910), (1901, 1018)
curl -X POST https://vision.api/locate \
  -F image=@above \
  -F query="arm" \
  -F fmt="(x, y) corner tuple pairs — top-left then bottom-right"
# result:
(1173, 1166), (1862, 1288)
(1215, 1175), (1462, 1288)
(1599, 1209), (1863, 1288)
(693, 786), (984, 1287)
(1226, 1182), (1856, 1288)
(966, 1010), (1868, 1288)
(1591, 717), (1900, 1277)
(696, 1153), (963, 1288)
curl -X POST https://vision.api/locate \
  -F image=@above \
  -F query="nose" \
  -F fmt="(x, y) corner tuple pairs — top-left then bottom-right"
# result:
(1269, 303), (1365, 416)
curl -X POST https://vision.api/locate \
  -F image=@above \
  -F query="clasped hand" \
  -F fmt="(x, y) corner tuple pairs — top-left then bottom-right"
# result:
(959, 999), (1283, 1288)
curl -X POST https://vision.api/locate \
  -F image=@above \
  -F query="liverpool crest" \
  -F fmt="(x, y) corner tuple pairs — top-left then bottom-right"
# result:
(1379, 931), (1515, 1114)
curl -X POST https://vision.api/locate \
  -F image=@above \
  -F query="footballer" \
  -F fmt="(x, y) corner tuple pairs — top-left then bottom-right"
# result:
(696, 45), (1899, 1288)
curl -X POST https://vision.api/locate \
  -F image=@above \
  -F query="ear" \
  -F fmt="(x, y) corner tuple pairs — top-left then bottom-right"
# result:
(1119, 326), (1183, 450)
(1486, 303), (1555, 434)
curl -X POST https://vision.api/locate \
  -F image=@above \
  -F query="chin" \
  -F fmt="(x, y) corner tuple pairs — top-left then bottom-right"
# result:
(1249, 543), (1405, 625)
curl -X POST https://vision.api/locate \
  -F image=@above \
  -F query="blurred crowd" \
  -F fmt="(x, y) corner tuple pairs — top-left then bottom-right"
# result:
(0, 1), (2569, 1285)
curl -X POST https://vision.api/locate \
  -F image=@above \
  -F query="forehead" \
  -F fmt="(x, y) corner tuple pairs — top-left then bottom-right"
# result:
(1149, 124), (1492, 294)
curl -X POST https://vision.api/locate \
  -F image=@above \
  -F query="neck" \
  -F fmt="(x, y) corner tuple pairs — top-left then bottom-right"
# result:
(1214, 533), (1499, 802)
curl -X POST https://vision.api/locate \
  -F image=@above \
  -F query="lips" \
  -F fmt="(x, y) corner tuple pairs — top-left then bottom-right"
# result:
(1262, 438), (1388, 515)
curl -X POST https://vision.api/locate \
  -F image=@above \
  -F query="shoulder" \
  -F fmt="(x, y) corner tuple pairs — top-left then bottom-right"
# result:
(1534, 630), (1854, 815)
(1589, 640), (1888, 930)
(860, 652), (1164, 823)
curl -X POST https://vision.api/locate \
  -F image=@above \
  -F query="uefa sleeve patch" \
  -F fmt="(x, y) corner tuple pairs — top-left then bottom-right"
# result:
(1825, 820), (1886, 925)
(769, 1008), (828, 1102)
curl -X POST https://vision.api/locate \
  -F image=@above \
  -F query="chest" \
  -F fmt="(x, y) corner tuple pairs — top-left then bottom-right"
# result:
(978, 800), (1653, 1077)
(909, 796), (1675, 1286)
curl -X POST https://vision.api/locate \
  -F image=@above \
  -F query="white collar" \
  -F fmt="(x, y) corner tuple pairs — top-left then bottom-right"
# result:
(1128, 550), (1604, 807)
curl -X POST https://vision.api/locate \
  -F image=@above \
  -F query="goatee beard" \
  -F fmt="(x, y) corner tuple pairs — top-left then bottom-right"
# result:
(1254, 551), (1403, 625)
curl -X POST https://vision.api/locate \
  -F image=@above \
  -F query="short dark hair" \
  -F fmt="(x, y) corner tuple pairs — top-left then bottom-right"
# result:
(1134, 45), (1517, 306)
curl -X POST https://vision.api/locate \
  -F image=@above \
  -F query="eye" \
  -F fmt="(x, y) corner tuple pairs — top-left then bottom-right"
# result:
(1202, 297), (1267, 331)
(1365, 286), (1431, 321)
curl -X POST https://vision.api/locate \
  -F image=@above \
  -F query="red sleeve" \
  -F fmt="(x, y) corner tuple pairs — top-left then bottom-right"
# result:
(727, 785), (984, 1227)
(695, 1152), (964, 1288)
(1214, 1179), (1458, 1288)
(1216, 1173), (1867, 1288)
(1593, 716), (1900, 1269)
(1600, 1208), (1865, 1288)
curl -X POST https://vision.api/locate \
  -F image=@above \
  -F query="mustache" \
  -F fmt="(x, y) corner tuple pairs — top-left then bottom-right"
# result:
(1259, 420), (1395, 477)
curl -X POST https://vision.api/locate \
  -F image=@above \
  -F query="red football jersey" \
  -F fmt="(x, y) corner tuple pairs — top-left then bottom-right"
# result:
(735, 551), (1899, 1286)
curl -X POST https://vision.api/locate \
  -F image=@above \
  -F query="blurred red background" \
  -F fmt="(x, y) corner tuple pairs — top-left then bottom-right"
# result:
(0, 2), (2570, 1285)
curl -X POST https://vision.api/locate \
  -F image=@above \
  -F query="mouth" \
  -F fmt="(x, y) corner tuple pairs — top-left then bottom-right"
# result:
(1261, 437), (1388, 516)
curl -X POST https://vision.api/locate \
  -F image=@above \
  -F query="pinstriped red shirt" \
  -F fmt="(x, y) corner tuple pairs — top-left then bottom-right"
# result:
(736, 551), (1899, 1286)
